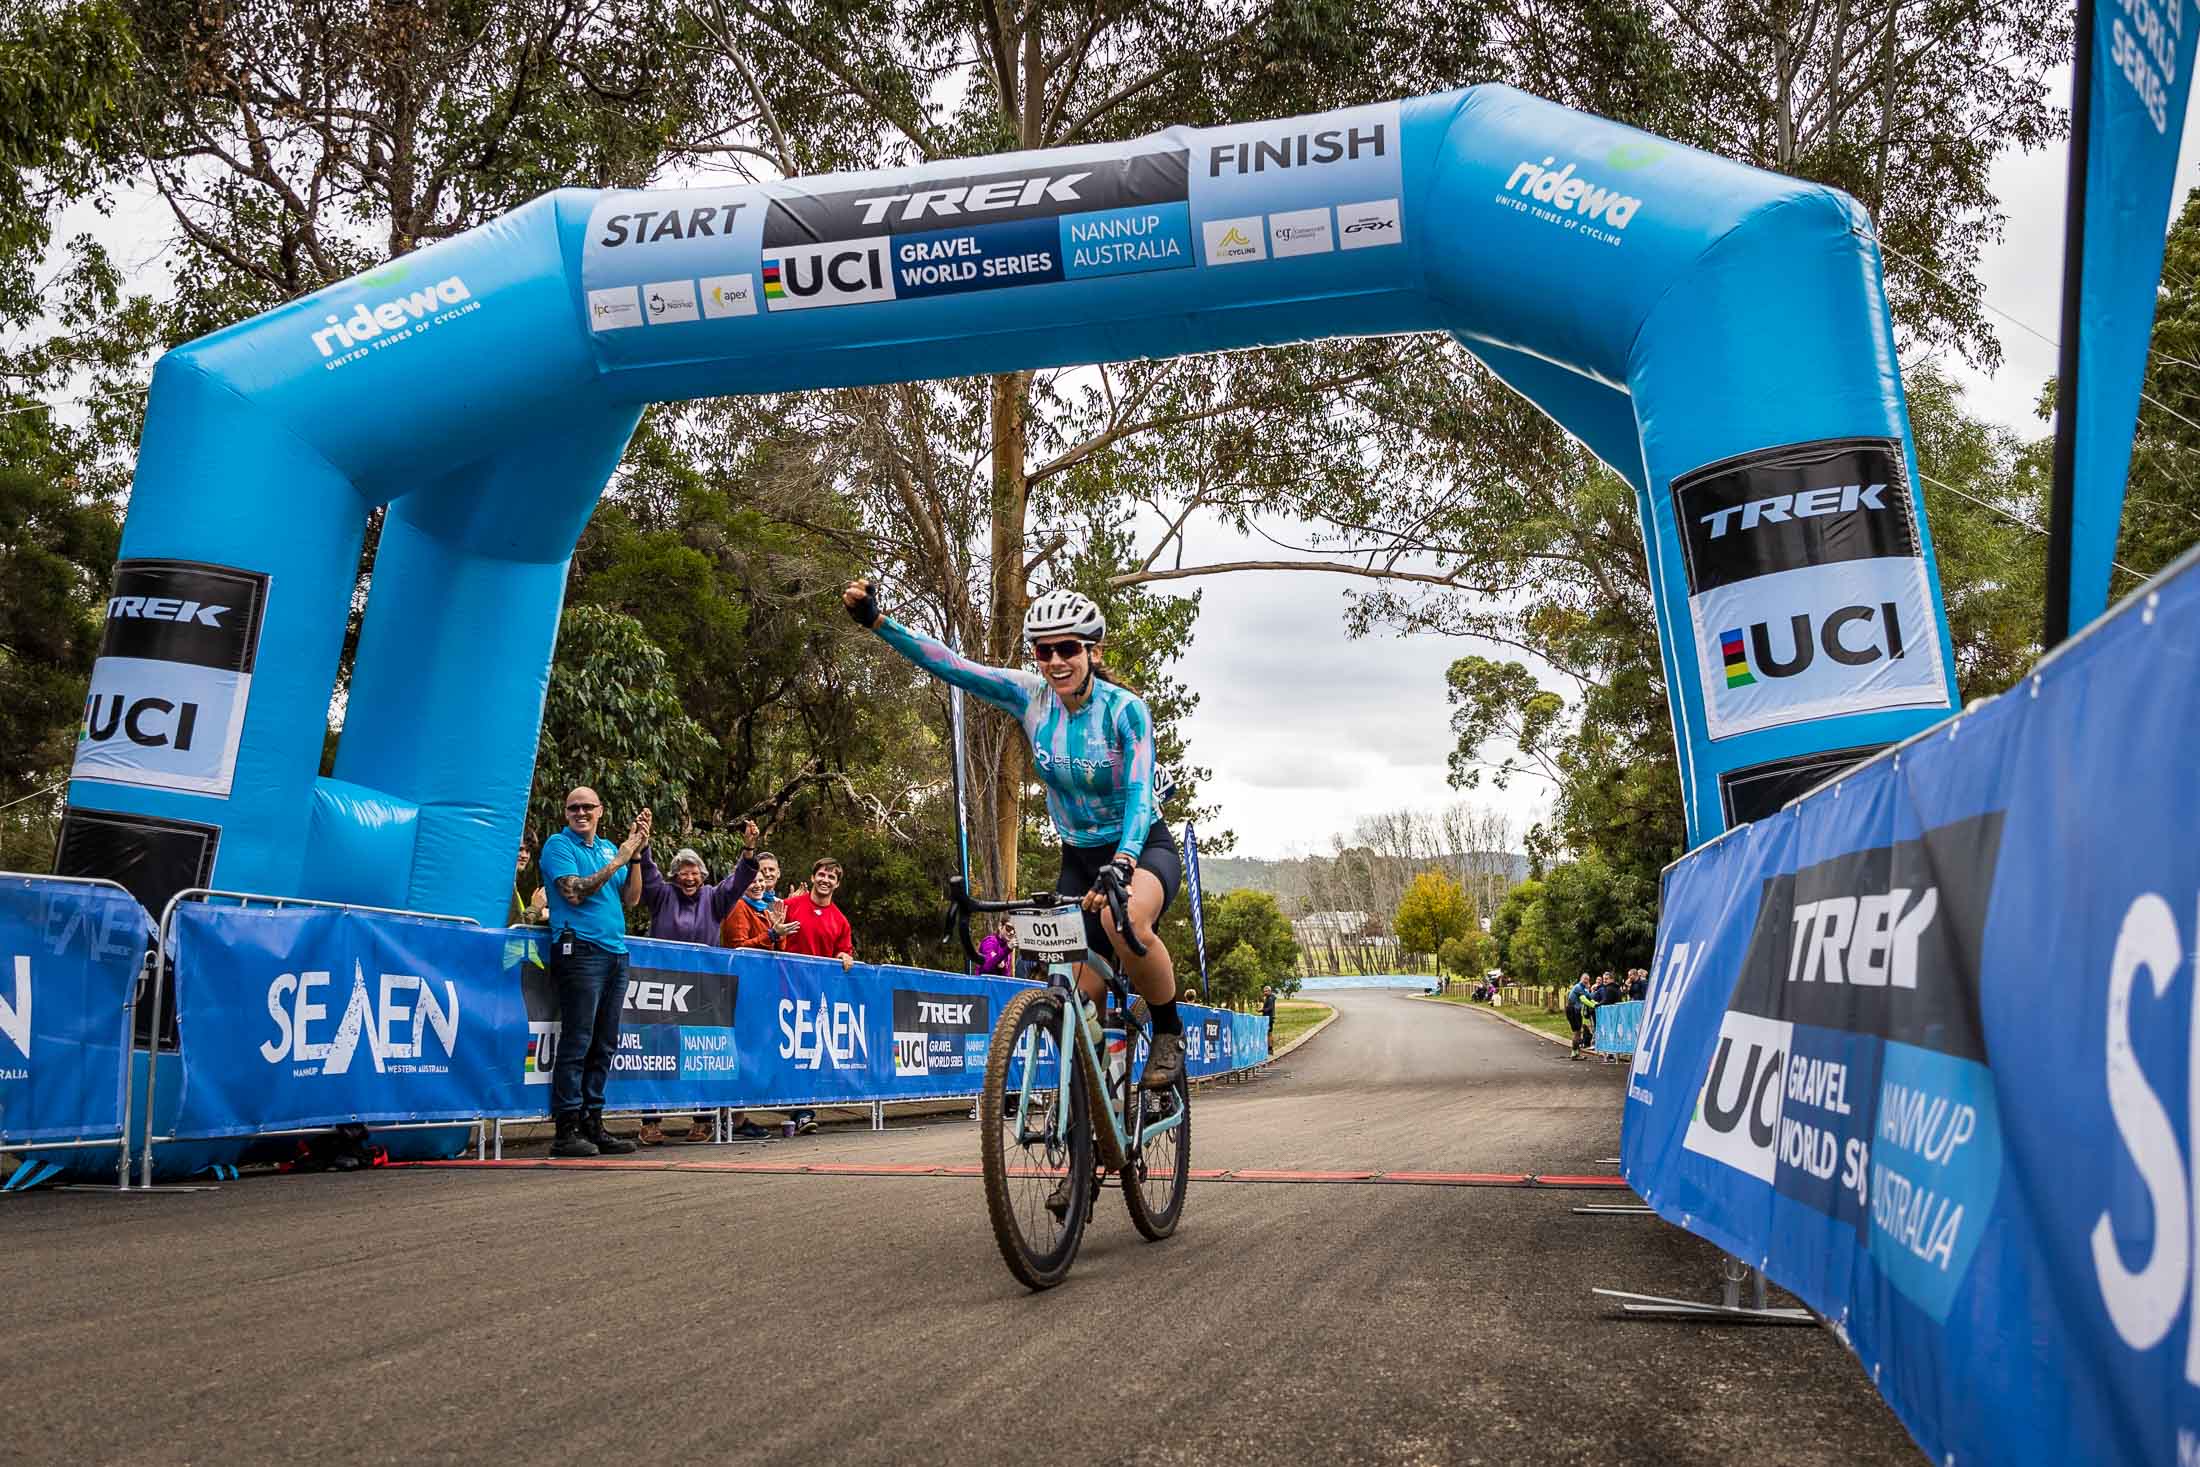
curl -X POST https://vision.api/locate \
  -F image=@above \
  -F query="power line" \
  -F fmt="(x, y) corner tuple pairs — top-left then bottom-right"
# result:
(0, 781), (64, 816)
(1914, 466), (2143, 576)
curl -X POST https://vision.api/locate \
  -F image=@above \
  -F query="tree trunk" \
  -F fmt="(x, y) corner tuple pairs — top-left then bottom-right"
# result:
(985, 368), (1034, 893)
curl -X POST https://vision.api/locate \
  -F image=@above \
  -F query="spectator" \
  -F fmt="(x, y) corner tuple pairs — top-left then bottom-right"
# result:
(1565, 972), (1592, 1060)
(1595, 969), (1623, 1006)
(539, 790), (649, 1157)
(634, 823), (762, 1146)
(975, 919), (1011, 976)
(780, 857), (855, 970)
(717, 856), (783, 952)
(776, 857), (854, 1136)
(1627, 967), (1648, 1000)
(1261, 985), (1277, 1046)
(510, 838), (549, 926)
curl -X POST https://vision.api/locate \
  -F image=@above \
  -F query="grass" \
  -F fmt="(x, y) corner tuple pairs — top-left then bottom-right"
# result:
(1425, 988), (1578, 1044)
(1267, 998), (1333, 1053)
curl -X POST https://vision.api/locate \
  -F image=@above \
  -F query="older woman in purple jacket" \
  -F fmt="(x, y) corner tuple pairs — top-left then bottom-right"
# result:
(633, 822), (760, 1144)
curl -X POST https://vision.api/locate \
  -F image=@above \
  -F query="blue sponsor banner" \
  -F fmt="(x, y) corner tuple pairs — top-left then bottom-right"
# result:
(0, 877), (150, 1143)
(1622, 544), (2200, 1465)
(166, 903), (1273, 1133)
(1592, 998), (1643, 1054)
(171, 903), (525, 1137)
(2068, 0), (2200, 628)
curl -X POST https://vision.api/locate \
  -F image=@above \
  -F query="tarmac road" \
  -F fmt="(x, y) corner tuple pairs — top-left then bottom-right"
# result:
(8, 988), (1921, 1465)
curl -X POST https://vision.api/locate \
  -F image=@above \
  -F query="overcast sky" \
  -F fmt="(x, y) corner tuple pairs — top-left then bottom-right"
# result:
(54, 67), (2200, 859)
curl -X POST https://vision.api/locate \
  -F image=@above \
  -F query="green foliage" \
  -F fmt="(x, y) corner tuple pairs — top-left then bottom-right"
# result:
(1393, 869), (1470, 957)
(1491, 878), (1545, 983)
(1196, 888), (1298, 1005)
(1438, 929), (1494, 979)
(1533, 853), (1657, 981)
(2115, 188), (2200, 594)
(529, 605), (719, 843)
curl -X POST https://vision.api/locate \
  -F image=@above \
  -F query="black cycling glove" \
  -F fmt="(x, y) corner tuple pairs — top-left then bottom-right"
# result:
(845, 579), (881, 629)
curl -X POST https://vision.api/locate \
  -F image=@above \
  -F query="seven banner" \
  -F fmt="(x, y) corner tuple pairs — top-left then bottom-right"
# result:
(163, 902), (1268, 1139)
(1592, 999), (1644, 1055)
(1622, 544), (2200, 1464)
(0, 877), (151, 1144)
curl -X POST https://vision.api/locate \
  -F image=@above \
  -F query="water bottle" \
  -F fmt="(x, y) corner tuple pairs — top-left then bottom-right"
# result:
(1103, 1018), (1129, 1092)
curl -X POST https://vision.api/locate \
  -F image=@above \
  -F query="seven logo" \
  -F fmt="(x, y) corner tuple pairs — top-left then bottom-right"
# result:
(259, 962), (461, 1076)
(1719, 602), (1908, 687)
(778, 993), (869, 1069)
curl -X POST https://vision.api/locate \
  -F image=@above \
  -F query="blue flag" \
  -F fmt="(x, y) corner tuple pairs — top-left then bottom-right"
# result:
(2065, 0), (2200, 629)
(1182, 823), (1210, 991)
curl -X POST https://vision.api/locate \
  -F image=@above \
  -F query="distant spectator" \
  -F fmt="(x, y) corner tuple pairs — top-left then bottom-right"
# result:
(976, 919), (1011, 976)
(1565, 973), (1593, 1061)
(718, 855), (784, 952)
(635, 823), (761, 1146)
(539, 790), (649, 1156)
(510, 838), (548, 926)
(1595, 969), (1623, 1006)
(1261, 985), (1277, 1045)
(1627, 967), (1648, 1000)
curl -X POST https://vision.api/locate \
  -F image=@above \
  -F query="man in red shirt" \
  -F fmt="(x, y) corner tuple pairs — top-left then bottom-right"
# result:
(781, 857), (855, 970)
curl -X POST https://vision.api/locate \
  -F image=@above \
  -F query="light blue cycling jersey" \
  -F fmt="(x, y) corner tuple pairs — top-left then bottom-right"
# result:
(873, 616), (1158, 858)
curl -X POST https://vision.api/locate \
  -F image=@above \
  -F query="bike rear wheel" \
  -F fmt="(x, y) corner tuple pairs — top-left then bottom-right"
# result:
(1122, 1070), (1190, 1240)
(981, 988), (1093, 1290)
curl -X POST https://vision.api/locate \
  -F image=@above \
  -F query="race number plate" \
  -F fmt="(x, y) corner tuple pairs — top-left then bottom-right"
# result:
(1009, 906), (1085, 957)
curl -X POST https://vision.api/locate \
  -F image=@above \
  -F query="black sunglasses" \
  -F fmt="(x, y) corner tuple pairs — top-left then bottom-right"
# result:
(1031, 639), (1087, 663)
(566, 802), (600, 812)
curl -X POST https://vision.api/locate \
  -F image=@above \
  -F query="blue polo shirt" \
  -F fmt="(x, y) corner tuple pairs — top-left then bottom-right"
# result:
(539, 827), (630, 953)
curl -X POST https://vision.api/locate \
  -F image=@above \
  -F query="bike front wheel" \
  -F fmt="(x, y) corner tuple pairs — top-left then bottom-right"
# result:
(981, 987), (1093, 1290)
(1122, 1070), (1190, 1240)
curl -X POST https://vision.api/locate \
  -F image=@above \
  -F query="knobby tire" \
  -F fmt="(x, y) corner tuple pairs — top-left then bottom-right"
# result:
(980, 988), (1093, 1290)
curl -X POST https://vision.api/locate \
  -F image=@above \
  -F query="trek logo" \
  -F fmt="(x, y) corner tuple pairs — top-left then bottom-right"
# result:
(1700, 483), (1888, 539)
(1206, 122), (1388, 176)
(260, 963), (460, 1076)
(1719, 602), (1908, 686)
(778, 994), (869, 1069)
(1675, 438), (1917, 594)
(1502, 157), (1642, 231)
(1, 955), (27, 1060)
(625, 980), (693, 1014)
(311, 275), (474, 357)
(920, 1000), (972, 1025)
(82, 693), (201, 751)
(1787, 889), (1939, 990)
(761, 240), (895, 311)
(107, 596), (229, 627)
(851, 173), (1089, 228)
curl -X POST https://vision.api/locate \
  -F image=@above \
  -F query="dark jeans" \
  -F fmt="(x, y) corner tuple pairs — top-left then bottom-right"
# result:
(551, 937), (628, 1115)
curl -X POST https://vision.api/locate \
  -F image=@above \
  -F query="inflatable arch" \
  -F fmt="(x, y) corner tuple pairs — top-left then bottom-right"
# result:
(59, 85), (1959, 927)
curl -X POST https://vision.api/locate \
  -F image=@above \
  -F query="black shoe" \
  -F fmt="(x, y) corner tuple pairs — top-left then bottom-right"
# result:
(1047, 1176), (1073, 1218)
(551, 1111), (599, 1158)
(586, 1109), (638, 1155)
(1141, 1031), (1185, 1092)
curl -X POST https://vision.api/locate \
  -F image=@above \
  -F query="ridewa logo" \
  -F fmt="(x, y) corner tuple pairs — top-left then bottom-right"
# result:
(1502, 157), (1642, 232)
(310, 271), (479, 369)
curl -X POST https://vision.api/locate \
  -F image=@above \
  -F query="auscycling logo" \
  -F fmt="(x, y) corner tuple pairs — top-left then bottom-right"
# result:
(310, 264), (480, 368)
(1502, 155), (1645, 232)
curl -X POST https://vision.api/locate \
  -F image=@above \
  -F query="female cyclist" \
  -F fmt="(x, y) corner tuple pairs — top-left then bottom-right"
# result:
(841, 578), (1187, 1092)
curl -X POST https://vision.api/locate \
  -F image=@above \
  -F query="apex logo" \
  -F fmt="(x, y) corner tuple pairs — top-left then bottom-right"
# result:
(311, 275), (473, 357)
(1719, 602), (1908, 686)
(1700, 483), (1889, 539)
(1503, 157), (1642, 230)
(1, 955), (27, 1059)
(107, 596), (228, 627)
(849, 173), (1089, 227)
(260, 962), (461, 1075)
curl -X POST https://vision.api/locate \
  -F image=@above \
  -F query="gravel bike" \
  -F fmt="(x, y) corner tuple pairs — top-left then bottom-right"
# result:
(943, 876), (1191, 1290)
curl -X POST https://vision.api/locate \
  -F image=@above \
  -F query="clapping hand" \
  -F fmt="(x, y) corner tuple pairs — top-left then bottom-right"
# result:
(624, 807), (653, 854)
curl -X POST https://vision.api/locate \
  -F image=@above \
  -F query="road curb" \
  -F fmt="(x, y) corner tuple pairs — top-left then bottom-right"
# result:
(1264, 1002), (1340, 1064)
(1413, 994), (1571, 1049)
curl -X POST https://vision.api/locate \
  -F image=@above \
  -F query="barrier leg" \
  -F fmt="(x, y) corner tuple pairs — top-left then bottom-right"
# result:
(493, 1118), (504, 1161)
(1593, 1252), (1815, 1324)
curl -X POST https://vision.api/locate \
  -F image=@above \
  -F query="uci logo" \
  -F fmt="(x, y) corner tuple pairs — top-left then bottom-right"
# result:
(1720, 602), (1907, 688)
(83, 693), (200, 751)
(762, 242), (893, 310)
(1682, 1011), (1790, 1181)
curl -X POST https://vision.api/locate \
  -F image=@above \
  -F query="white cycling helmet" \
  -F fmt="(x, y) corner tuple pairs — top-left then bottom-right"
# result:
(1023, 589), (1106, 642)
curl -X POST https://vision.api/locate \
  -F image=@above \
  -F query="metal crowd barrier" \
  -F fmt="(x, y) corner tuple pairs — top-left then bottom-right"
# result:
(0, 870), (150, 1191)
(138, 888), (484, 1189)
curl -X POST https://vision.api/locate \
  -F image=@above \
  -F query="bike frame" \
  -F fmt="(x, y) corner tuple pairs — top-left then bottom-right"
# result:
(1011, 952), (1186, 1161)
